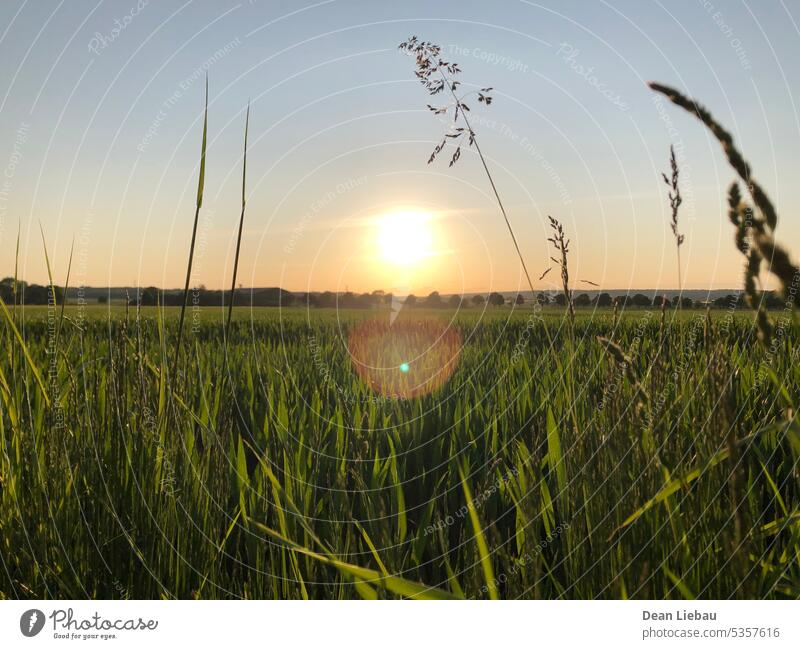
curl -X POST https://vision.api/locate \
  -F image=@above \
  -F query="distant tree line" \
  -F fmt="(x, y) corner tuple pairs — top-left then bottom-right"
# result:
(294, 290), (785, 310)
(532, 292), (781, 310)
(294, 290), (510, 309)
(136, 286), (293, 307)
(296, 290), (774, 310)
(0, 278), (63, 305)
(4, 277), (789, 311)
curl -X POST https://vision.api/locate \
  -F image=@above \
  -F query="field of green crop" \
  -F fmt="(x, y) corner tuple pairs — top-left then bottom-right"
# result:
(0, 304), (798, 599)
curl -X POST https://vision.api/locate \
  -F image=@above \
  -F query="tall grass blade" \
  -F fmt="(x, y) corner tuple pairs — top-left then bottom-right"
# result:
(247, 518), (459, 600)
(226, 100), (249, 332)
(459, 466), (498, 600)
(0, 297), (50, 406)
(173, 74), (209, 378)
(56, 239), (74, 356)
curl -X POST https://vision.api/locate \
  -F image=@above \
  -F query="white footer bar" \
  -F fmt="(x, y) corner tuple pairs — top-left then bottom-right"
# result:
(1, 600), (796, 648)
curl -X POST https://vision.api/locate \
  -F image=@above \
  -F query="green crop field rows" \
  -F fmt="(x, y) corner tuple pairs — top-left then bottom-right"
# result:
(1, 305), (797, 599)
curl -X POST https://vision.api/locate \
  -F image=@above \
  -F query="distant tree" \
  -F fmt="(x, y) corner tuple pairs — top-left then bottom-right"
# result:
(425, 291), (443, 308)
(653, 295), (669, 308)
(340, 292), (358, 308)
(712, 294), (735, 308)
(536, 292), (549, 306)
(574, 293), (591, 307)
(272, 289), (294, 307)
(488, 292), (505, 306)
(594, 292), (612, 307)
(0, 277), (17, 302)
(631, 293), (652, 307)
(357, 292), (375, 308)
(317, 291), (336, 308)
(671, 295), (694, 308)
(514, 293), (525, 305)
(448, 294), (463, 308)
(336, 292), (375, 308)
(553, 293), (567, 307)
(471, 294), (485, 306)
(405, 294), (418, 308)
(21, 283), (63, 305)
(139, 287), (159, 306)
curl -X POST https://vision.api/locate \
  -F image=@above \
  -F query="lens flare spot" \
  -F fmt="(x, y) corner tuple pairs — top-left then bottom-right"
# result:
(348, 318), (461, 399)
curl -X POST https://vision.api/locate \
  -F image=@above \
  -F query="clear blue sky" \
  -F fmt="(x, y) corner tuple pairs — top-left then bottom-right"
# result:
(1, 0), (798, 294)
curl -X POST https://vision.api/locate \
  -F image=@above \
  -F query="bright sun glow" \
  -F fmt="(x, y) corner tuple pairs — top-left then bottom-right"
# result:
(376, 210), (434, 266)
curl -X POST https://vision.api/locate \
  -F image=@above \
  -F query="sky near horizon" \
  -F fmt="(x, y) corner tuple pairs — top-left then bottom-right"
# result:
(1, 0), (799, 296)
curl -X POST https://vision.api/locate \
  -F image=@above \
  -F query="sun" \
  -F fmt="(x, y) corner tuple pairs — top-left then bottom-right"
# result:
(376, 210), (434, 266)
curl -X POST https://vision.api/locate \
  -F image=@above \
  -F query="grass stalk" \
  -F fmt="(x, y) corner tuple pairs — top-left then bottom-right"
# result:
(226, 100), (250, 333)
(662, 145), (684, 308)
(173, 75), (209, 378)
(649, 82), (799, 338)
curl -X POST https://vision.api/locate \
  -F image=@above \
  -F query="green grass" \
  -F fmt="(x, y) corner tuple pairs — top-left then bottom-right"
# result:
(16, 303), (757, 323)
(0, 305), (798, 599)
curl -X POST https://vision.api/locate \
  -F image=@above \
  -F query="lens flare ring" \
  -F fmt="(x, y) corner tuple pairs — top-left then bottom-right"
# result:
(348, 318), (461, 398)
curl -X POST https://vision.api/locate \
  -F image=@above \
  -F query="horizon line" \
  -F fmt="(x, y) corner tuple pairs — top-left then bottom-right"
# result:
(48, 285), (745, 294)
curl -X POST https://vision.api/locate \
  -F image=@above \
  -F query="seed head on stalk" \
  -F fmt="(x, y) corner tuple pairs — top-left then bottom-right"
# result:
(649, 82), (799, 345)
(728, 182), (771, 343)
(661, 145), (684, 298)
(399, 37), (581, 436)
(547, 215), (574, 328)
(398, 37), (539, 300)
